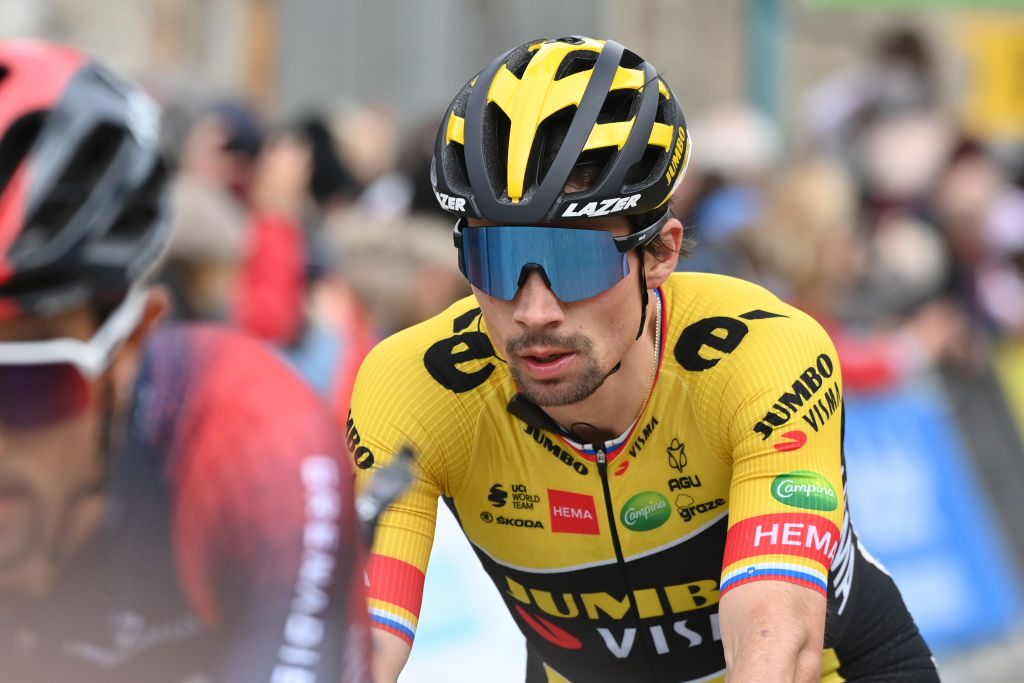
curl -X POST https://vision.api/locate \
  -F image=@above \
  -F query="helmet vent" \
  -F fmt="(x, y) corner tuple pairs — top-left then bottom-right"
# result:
(0, 111), (45, 198)
(555, 52), (597, 80)
(597, 92), (634, 124)
(23, 122), (126, 249)
(484, 102), (512, 198)
(104, 157), (166, 245)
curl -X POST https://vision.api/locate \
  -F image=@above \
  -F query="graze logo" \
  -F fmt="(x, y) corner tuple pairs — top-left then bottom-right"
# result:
(666, 438), (687, 472)
(523, 425), (589, 475)
(423, 307), (496, 393)
(751, 354), (840, 440)
(481, 510), (545, 529)
(771, 470), (838, 511)
(620, 491), (671, 532)
(434, 190), (466, 212)
(627, 416), (660, 459)
(675, 494), (725, 522)
(561, 193), (640, 218)
(773, 430), (807, 452)
(674, 310), (786, 372)
(346, 410), (375, 469)
(488, 484), (508, 508)
(548, 489), (599, 535)
(504, 575), (722, 658)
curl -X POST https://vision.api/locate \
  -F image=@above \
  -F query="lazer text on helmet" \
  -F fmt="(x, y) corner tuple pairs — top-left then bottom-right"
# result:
(561, 193), (641, 218)
(435, 190), (466, 212)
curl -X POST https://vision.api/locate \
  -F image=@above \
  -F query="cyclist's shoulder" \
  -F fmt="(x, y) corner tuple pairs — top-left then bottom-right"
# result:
(663, 272), (832, 352)
(358, 294), (500, 394)
(139, 323), (338, 456)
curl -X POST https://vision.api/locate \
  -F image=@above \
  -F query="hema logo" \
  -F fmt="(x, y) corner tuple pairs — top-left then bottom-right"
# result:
(548, 489), (599, 535)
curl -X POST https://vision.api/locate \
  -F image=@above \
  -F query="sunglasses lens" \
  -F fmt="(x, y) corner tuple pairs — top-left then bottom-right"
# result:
(460, 226), (630, 302)
(0, 364), (94, 430)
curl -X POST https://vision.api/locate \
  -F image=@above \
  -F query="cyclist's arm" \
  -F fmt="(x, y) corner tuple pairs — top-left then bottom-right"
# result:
(347, 322), (475, 681)
(719, 579), (826, 682)
(372, 630), (412, 683)
(695, 299), (845, 679)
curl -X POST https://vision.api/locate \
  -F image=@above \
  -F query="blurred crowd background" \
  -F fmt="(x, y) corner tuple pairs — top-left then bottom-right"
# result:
(5, 0), (1024, 679)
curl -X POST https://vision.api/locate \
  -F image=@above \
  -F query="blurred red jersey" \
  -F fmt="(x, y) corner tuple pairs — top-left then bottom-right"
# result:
(0, 325), (370, 682)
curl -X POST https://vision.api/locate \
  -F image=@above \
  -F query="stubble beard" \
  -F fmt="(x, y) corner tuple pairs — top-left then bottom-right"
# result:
(506, 330), (607, 407)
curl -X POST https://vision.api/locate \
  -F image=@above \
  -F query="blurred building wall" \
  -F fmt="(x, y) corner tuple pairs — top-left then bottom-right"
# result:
(276, 0), (599, 124)
(4, 0), (1019, 141)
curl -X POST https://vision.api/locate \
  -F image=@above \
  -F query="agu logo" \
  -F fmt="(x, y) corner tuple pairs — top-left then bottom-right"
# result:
(667, 438), (687, 472)
(548, 489), (599, 535)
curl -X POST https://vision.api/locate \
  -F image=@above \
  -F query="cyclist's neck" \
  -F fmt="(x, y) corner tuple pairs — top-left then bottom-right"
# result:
(542, 292), (662, 442)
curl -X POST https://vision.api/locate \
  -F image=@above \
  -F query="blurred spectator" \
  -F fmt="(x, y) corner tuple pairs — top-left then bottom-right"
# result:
(802, 27), (941, 160)
(746, 158), (970, 391)
(401, 117), (454, 220)
(234, 125), (378, 422)
(162, 100), (263, 320)
(672, 102), (781, 277)
(934, 142), (1024, 339)
(335, 104), (412, 221)
(325, 212), (470, 338)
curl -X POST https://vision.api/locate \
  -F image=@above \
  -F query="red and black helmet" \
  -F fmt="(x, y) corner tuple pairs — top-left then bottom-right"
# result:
(0, 40), (168, 321)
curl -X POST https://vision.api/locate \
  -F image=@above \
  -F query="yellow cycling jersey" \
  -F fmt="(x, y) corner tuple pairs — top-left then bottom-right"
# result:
(351, 272), (930, 682)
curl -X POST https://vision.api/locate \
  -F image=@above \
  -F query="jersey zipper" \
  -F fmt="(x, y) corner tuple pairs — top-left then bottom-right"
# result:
(595, 445), (661, 681)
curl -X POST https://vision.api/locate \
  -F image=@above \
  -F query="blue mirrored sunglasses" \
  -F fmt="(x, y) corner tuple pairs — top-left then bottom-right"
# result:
(453, 212), (668, 302)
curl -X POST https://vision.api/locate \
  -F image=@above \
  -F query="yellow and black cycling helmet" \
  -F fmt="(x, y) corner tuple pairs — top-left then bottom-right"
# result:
(431, 35), (691, 224)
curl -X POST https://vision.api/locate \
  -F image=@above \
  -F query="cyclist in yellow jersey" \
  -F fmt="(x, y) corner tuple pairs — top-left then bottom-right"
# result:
(351, 36), (938, 682)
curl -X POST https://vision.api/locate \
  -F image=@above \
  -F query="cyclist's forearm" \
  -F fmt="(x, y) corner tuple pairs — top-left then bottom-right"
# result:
(372, 628), (412, 683)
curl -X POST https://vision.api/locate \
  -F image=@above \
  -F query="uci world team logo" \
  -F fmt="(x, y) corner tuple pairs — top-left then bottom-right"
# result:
(488, 483), (508, 508)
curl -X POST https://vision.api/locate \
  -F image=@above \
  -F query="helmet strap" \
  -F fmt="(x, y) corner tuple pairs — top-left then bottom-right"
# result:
(636, 253), (649, 340)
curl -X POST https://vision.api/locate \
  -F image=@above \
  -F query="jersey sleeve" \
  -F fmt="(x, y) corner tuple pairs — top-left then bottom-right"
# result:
(347, 308), (479, 646)
(696, 303), (846, 599)
(169, 330), (370, 682)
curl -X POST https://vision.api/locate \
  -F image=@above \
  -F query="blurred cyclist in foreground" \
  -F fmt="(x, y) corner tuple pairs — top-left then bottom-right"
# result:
(349, 36), (938, 682)
(0, 40), (368, 681)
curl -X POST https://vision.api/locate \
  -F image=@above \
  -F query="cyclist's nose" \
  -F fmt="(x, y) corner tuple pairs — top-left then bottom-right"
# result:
(512, 270), (565, 329)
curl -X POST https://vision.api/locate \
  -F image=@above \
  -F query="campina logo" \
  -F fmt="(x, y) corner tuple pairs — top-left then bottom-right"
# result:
(771, 470), (838, 511)
(620, 491), (671, 531)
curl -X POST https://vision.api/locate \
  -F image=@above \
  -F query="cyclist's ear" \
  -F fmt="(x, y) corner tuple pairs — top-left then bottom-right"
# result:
(108, 286), (171, 405)
(644, 217), (684, 288)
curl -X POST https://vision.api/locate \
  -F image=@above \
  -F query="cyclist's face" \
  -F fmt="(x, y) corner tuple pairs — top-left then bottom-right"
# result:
(0, 307), (107, 588)
(471, 215), (644, 408)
